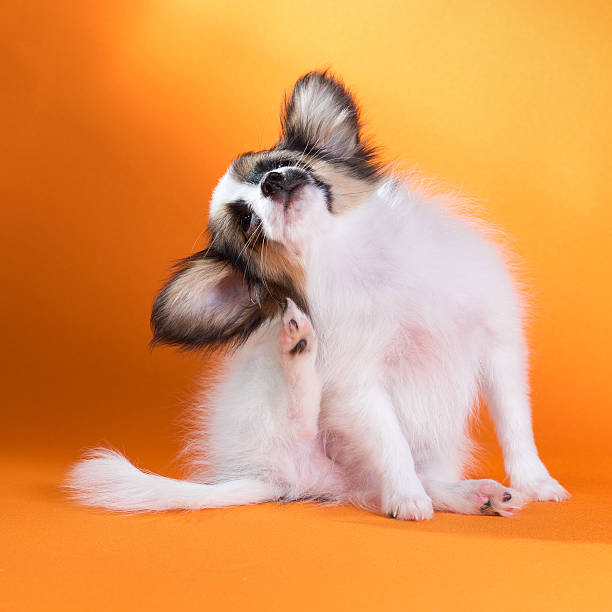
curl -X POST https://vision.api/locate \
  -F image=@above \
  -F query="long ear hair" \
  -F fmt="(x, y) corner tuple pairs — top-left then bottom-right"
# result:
(150, 248), (279, 352)
(279, 70), (380, 180)
(150, 237), (311, 352)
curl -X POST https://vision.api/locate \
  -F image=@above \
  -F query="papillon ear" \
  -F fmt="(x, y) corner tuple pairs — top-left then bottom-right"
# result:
(151, 251), (271, 351)
(280, 71), (364, 160)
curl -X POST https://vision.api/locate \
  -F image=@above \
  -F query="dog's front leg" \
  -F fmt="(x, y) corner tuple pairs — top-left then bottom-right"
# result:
(334, 384), (433, 521)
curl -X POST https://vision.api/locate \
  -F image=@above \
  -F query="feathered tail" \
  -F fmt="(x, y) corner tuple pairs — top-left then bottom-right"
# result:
(64, 449), (275, 512)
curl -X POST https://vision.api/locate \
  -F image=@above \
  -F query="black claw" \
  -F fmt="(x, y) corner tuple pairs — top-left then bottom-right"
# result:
(290, 339), (307, 355)
(289, 318), (298, 330)
(480, 499), (503, 517)
(503, 492), (512, 502)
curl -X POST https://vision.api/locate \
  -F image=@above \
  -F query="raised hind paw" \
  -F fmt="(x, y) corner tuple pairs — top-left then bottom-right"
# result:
(279, 298), (317, 358)
(278, 298), (321, 441)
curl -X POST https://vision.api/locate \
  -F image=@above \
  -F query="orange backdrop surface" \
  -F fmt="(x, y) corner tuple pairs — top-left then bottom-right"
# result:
(2, 2), (612, 610)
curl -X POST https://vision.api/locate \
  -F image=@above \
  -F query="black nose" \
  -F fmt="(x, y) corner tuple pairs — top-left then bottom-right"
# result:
(261, 169), (309, 198)
(261, 171), (285, 197)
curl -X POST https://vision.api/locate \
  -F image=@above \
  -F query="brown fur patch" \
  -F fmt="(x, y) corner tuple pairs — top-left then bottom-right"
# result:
(232, 148), (377, 214)
(231, 150), (291, 184)
(208, 205), (308, 316)
(308, 159), (377, 214)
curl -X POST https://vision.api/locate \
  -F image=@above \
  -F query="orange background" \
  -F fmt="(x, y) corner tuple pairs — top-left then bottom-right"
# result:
(3, 1), (612, 610)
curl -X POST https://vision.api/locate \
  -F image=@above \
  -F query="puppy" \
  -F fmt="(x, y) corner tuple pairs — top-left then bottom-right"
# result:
(66, 71), (569, 519)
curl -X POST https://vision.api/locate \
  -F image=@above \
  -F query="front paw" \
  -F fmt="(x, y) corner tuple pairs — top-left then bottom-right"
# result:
(512, 476), (570, 502)
(383, 490), (434, 521)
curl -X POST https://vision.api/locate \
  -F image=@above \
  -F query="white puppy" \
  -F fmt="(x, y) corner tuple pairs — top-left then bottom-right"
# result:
(66, 71), (569, 519)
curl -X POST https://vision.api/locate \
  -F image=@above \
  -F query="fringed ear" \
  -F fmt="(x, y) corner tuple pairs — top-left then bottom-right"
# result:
(280, 71), (363, 158)
(280, 70), (379, 180)
(151, 251), (274, 351)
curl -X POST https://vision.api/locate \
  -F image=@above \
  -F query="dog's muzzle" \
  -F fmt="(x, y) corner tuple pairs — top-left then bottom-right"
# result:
(261, 169), (310, 207)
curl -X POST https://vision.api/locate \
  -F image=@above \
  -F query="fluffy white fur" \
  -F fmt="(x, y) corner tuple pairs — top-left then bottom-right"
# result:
(66, 73), (568, 520)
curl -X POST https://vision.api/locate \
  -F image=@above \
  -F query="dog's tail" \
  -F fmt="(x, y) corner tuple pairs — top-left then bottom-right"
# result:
(64, 449), (275, 512)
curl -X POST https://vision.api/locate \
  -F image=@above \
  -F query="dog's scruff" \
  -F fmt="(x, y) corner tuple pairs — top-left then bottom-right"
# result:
(67, 71), (568, 519)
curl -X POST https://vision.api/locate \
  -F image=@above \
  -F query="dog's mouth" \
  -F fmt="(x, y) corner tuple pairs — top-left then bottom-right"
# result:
(278, 182), (308, 210)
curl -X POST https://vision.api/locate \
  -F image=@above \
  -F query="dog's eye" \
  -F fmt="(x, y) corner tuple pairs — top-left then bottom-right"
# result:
(240, 213), (253, 234)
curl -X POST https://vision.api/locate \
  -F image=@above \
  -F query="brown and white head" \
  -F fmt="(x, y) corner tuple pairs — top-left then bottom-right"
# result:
(151, 71), (382, 351)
